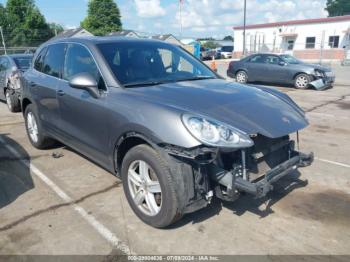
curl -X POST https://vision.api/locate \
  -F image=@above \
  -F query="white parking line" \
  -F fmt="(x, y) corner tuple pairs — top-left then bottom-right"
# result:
(0, 137), (133, 255)
(315, 157), (350, 168)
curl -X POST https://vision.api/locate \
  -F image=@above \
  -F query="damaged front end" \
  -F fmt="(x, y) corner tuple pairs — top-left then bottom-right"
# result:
(162, 133), (313, 211)
(309, 70), (335, 90)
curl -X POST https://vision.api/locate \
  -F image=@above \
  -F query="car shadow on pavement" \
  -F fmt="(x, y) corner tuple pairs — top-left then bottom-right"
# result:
(170, 171), (308, 228)
(0, 134), (34, 209)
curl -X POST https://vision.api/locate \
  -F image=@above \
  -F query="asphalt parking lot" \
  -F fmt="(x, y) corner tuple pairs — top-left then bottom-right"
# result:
(1, 65), (350, 256)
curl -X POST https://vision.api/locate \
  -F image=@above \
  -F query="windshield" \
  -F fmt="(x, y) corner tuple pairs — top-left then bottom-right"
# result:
(221, 46), (233, 52)
(13, 57), (32, 70)
(280, 54), (302, 64)
(97, 41), (216, 87)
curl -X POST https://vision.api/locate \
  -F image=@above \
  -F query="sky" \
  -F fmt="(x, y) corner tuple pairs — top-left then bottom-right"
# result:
(0, 0), (329, 39)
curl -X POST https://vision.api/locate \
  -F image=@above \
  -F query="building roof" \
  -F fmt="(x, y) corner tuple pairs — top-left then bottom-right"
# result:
(109, 30), (139, 37)
(49, 27), (89, 41)
(152, 34), (179, 41)
(234, 15), (350, 30)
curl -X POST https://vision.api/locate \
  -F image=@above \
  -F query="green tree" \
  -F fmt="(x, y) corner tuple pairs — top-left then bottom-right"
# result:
(6, 0), (53, 46)
(81, 0), (122, 36)
(202, 41), (219, 49)
(326, 0), (350, 17)
(223, 35), (233, 41)
(49, 22), (64, 36)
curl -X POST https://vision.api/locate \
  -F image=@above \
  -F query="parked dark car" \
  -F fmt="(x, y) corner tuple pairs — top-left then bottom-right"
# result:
(21, 37), (313, 228)
(227, 53), (335, 89)
(0, 54), (33, 112)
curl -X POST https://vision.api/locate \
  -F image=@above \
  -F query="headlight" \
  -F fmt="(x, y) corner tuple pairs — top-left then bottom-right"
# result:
(182, 114), (254, 148)
(314, 70), (324, 77)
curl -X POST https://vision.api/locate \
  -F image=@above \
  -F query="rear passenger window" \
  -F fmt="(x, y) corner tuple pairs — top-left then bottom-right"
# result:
(249, 55), (263, 63)
(42, 44), (66, 78)
(34, 47), (47, 72)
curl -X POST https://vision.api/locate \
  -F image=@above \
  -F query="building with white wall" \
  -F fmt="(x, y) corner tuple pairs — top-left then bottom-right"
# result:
(233, 15), (350, 61)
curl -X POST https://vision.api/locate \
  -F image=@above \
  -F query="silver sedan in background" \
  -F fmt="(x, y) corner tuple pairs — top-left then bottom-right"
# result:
(227, 53), (335, 90)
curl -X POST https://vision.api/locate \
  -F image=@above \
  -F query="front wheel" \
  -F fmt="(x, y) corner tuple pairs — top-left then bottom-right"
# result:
(236, 70), (248, 84)
(294, 74), (311, 89)
(5, 89), (21, 113)
(121, 144), (182, 228)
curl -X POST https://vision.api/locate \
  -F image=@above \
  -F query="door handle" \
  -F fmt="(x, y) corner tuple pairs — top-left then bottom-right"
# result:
(57, 90), (65, 96)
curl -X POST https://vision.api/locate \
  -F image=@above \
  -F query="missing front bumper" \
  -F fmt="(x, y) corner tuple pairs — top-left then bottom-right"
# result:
(210, 151), (314, 199)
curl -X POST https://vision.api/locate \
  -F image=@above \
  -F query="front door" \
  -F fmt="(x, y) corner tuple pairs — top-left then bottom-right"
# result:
(57, 43), (110, 166)
(263, 55), (289, 83)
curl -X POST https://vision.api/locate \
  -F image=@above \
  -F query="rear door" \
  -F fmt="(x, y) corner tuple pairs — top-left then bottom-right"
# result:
(57, 43), (109, 166)
(246, 54), (269, 82)
(28, 44), (66, 132)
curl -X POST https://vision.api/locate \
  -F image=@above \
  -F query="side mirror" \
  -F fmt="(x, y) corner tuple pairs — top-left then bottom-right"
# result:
(279, 61), (287, 66)
(69, 73), (100, 99)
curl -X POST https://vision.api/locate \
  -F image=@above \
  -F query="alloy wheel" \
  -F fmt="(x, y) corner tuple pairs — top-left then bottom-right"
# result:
(127, 160), (162, 216)
(27, 112), (39, 143)
(296, 75), (309, 89)
(236, 72), (247, 83)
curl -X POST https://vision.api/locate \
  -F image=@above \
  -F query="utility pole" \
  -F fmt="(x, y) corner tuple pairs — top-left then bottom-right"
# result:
(179, 0), (183, 39)
(320, 30), (325, 65)
(0, 26), (7, 55)
(242, 0), (247, 56)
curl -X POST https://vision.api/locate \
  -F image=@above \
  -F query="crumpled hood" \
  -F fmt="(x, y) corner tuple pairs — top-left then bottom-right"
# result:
(301, 63), (332, 72)
(127, 79), (309, 138)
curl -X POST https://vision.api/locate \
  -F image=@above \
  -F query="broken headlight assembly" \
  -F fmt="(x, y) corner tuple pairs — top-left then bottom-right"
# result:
(182, 114), (254, 148)
(314, 69), (325, 78)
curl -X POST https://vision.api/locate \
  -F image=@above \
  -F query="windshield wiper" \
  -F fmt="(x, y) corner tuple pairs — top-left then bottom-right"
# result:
(123, 81), (169, 88)
(175, 76), (215, 82)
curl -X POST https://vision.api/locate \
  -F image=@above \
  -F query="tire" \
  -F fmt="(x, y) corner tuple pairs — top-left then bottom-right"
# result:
(236, 70), (248, 84)
(121, 144), (182, 228)
(5, 89), (21, 113)
(294, 73), (311, 89)
(24, 104), (55, 149)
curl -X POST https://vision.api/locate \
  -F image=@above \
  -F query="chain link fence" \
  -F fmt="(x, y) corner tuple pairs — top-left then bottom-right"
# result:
(0, 47), (37, 55)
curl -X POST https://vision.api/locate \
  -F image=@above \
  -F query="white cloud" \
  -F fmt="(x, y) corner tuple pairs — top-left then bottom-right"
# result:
(122, 0), (327, 38)
(134, 0), (166, 18)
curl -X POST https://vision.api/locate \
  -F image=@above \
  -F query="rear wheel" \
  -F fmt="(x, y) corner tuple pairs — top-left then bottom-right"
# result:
(121, 144), (182, 228)
(24, 104), (55, 149)
(236, 70), (248, 84)
(294, 74), (311, 89)
(5, 89), (21, 113)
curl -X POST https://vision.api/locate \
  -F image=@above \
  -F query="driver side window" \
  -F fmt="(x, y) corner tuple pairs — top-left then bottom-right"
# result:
(64, 43), (106, 90)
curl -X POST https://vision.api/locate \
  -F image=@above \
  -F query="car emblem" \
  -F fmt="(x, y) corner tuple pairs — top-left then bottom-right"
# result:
(282, 116), (291, 124)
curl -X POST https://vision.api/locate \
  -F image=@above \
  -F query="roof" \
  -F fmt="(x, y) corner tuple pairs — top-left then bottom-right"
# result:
(49, 27), (90, 41)
(234, 15), (350, 30)
(50, 36), (170, 46)
(109, 30), (139, 37)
